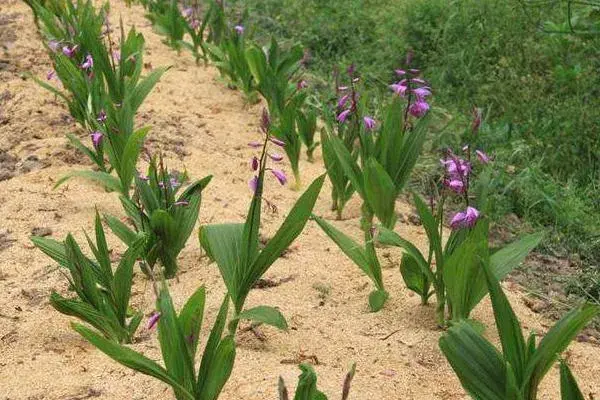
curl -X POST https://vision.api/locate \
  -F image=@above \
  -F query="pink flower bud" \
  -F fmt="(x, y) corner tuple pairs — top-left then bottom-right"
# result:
(270, 137), (286, 147)
(249, 175), (258, 193)
(269, 153), (284, 162)
(337, 109), (351, 123)
(147, 311), (161, 330)
(251, 156), (259, 171)
(90, 131), (103, 149)
(271, 169), (287, 185)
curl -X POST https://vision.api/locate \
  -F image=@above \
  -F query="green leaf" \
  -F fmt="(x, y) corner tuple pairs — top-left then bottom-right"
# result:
(177, 286), (206, 359)
(376, 227), (434, 282)
(237, 305), (288, 330)
(199, 335), (236, 400)
(399, 253), (430, 299)
(112, 235), (145, 326)
(54, 170), (122, 192)
(197, 295), (229, 395)
(129, 67), (169, 112)
(50, 292), (122, 342)
(329, 136), (365, 198)
(482, 261), (527, 384)
(73, 323), (194, 400)
(524, 303), (599, 396)
(560, 360), (585, 400)
(199, 223), (244, 305)
(156, 288), (196, 395)
(413, 194), (442, 268)
(439, 321), (507, 400)
(312, 216), (372, 281)
(31, 236), (68, 267)
(363, 158), (397, 228)
(104, 214), (138, 246)
(368, 289), (389, 312)
(119, 126), (150, 194)
(293, 364), (319, 400)
(244, 175), (325, 307)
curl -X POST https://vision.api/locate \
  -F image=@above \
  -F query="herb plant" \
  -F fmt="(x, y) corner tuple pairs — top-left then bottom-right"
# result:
(29, 0), (167, 197)
(440, 261), (599, 400)
(278, 363), (356, 400)
(31, 211), (145, 343)
(105, 155), (212, 279)
(245, 38), (308, 188)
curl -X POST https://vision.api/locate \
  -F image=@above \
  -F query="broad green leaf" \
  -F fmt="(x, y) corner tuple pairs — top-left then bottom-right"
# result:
(199, 223), (244, 305)
(293, 364), (319, 400)
(197, 295), (229, 395)
(73, 323), (194, 400)
(399, 253), (430, 299)
(482, 262), (527, 384)
(439, 321), (507, 400)
(199, 335), (236, 400)
(129, 67), (169, 112)
(157, 288), (196, 395)
(364, 158), (397, 228)
(413, 194), (442, 268)
(237, 305), (288, 330)
(177, 286), (206, 359)
(119, 126), (150, 194)
(112, 235), (145, 326)
(524, 303), (599, 397)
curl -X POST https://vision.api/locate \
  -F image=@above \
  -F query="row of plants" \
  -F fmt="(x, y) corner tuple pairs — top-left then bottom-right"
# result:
(23, 0), (599, 398)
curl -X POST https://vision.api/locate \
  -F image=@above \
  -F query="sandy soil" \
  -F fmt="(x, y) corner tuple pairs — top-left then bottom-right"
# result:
(1, 0), (599, 398)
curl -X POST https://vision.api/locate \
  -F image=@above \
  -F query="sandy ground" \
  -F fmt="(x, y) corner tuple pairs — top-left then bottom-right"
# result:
(0, 1), (599, 399)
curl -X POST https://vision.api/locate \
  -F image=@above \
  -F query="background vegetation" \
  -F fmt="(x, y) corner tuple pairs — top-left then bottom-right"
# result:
(227, 0), (600, 303)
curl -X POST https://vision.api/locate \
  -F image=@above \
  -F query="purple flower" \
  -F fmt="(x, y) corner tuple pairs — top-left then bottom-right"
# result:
(169, 177), (180, 188)
(234, 25), (244, 35)
(408, 100), (430, 118)
(138, 174), (150, 181)
(337, 94), (350, 109)
(450, 207), (480, 229)
(363, 116), (376, 131)
(446, 178), (464, 194)
(112, 50), (121, 63)
(441, 157), (471, 179)
(97, 110), (107, 123)
(62, 45), (78, 58)
(338, 86), (349, 91)
(81, 54), (93, 70)
(147, 311), (161, 330)
(248, 141), (262, 148)
(269, 153), (283, 162)
(337, 109), (351, 123)
(174, 200), (189, 206)
(90, 131), (103, 149)
(190, 19), (200, 30)
(297, 80), (308, 89)
(412, 78), (426, 84)
(413, 87), (431, 100)
(395, 69), (406, 76)
(46, 70), (56, 80)
(271, 169), (287, 185)
(390, 82), (408, 97)
(251, 156), (259, 171)
(48, 40), (60, 52)
(249, 175), (258, 193)
(270, 137), (285, 147)
(476, 150), (490, 164)
(181, 7), (193, 18)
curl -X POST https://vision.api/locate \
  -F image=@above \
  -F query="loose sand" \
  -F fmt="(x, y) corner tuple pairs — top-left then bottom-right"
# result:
(0, 0), (599, 398)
